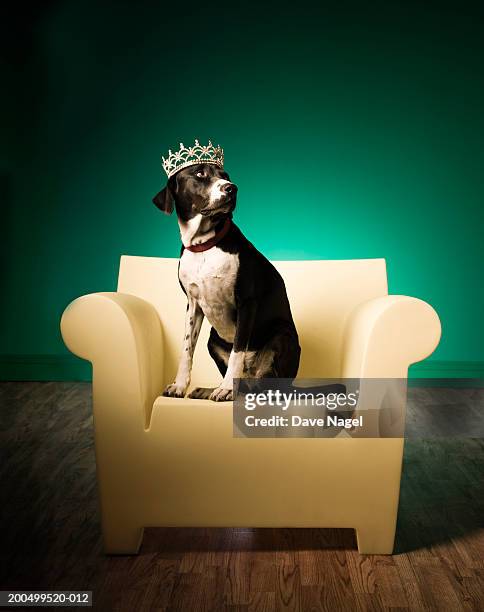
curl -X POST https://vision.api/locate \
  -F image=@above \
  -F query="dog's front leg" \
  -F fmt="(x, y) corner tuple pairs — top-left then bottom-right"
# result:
(163, 298), (204, 398)
(210, 298), (257, 402)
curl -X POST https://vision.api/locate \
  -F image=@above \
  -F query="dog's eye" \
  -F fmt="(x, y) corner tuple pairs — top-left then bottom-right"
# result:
(196, 171), (206, 178)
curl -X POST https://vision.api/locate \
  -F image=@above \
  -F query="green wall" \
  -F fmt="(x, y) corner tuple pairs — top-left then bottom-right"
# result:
(2, 0), (484, 380)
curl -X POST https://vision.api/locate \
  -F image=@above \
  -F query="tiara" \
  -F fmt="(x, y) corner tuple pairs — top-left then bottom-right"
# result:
(162, 139), (224, 178)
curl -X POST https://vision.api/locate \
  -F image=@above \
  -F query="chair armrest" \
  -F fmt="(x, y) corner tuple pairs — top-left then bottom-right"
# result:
(341, 295), (441, 378)
(61, 292), (163, 430)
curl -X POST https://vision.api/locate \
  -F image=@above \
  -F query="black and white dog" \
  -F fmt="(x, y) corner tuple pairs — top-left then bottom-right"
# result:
(153, 161), (301, 401)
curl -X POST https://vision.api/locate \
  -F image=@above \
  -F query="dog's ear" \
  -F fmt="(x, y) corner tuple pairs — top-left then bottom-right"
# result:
(153, 185), (174, 215)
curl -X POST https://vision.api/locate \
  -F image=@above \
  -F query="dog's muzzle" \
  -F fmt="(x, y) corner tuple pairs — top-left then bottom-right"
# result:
(202, 182), (238, 216)
(201, 201), (236, 216)
(221, 183), (238, 197)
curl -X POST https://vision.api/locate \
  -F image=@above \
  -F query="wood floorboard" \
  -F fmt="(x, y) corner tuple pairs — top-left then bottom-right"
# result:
(0, 382), (483, 611)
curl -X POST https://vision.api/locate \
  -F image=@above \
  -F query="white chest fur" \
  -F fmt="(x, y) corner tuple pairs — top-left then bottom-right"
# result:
(179, 247), (239, 343)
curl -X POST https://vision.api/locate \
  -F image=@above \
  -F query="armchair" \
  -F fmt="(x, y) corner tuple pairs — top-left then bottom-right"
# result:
(61, 256), (440, 554)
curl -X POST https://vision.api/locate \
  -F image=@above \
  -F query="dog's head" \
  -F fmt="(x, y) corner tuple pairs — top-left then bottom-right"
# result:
(153, 163), (238, 222)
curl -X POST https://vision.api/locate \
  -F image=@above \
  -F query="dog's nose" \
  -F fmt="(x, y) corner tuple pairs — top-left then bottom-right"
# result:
(222, 183), (238, 196)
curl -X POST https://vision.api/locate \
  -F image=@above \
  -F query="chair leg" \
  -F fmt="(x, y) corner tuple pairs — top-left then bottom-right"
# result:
(355, 522), (396, 555)
(102, 523), (144, 554)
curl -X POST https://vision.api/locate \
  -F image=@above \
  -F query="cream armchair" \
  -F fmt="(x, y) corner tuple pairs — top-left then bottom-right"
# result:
(61, 256), (441, 554)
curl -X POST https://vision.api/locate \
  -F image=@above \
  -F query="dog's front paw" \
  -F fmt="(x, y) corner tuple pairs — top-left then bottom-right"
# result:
(209, 386), (234, 402)
(162, 383), (187, 398)
(187, 387), (214, 400)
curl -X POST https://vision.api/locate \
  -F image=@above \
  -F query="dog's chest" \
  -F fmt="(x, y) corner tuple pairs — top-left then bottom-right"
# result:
(179, 248), (239, 342)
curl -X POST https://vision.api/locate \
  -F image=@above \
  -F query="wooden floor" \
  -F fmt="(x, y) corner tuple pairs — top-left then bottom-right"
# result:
(0, 382), (483, 611)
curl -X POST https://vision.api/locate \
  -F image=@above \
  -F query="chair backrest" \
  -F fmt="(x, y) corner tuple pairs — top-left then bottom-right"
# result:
(118, 256), (388, 387)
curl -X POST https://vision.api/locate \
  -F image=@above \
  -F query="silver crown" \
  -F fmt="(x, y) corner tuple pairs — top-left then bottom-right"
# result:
(162, 139), (224, 178)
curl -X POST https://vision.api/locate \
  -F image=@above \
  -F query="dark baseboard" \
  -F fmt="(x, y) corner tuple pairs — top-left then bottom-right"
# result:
(409, 360), (484, 379)
(0, 355), (483, 385)
(0, 355), (92, 382)
(408, 361), (484, 387)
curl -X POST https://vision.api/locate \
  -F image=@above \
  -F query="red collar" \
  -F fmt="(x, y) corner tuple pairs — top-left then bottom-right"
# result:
(184, 218), (232, 253)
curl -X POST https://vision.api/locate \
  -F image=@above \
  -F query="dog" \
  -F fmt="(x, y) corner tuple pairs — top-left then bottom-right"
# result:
(153, 144), (301, 402)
